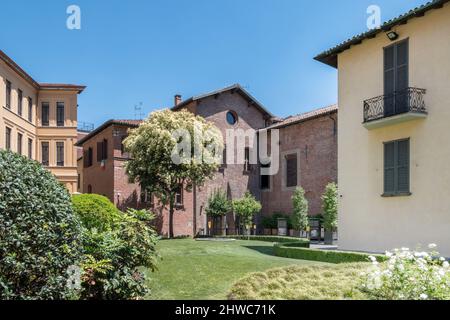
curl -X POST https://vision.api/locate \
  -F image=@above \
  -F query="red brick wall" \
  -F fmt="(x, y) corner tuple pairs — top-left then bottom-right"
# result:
(191, 92), (267, 236)
(261, 112), (338, 218)
(79, 94), (337, 238)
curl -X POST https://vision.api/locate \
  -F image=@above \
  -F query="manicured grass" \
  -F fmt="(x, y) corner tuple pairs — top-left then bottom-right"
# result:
(228, 263), (371, 300)
(146, 238), (325, 300)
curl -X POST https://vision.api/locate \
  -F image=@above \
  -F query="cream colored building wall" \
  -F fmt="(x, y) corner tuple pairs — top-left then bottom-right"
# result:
(0, 57), (80, 194)
(0, 59), (38, 157)
(36, 90), (79, 193)
(338, 3), (450, 256)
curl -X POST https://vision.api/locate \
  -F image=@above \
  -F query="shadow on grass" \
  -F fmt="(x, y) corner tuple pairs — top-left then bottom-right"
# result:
(243, 245), (277, 257)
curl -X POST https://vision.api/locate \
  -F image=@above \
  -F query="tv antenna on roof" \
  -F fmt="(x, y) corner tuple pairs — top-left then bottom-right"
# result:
(134, 102), (144, 120)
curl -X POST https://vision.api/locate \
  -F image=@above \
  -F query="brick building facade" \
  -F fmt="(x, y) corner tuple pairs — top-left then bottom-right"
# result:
(76, 84), (338, 237)
(260, 105), (338, 217)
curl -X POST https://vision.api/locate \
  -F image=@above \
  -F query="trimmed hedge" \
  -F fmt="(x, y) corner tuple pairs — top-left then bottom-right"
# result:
(274, 244), (387, 264)
(72, 194), (122, 232)
(220, 235), (310, 247)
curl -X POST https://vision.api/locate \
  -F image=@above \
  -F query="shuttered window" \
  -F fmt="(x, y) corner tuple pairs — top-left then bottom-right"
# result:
(17, 133), (23, 155)
(97, 139), (108, 162)
(6, 80), (11, 109)
(41, 142), (49, 166)
(5, 127), (11, 150)
(384, 39), (409, 116)
(18, 89), (23, 116)
(56, 142), (64, 167)
(84, 147), (93, 168)
(41, 102), (50, 126)
(56, 102), (65, 127)
(28, 138), (33, 159)
(286, 154), (298, 188)
(384, 139), (410, 195)
(28, 97), (33, 122)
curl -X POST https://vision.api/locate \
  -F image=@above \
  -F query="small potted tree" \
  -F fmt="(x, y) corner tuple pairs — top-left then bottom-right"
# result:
(271, 213), (284, 235)
(322, 183), (338, 245)
(205, 190), (232, 236)
(261, 216), (273, 235)
(291, 187), (309, 238)
(233, 192), (262, 239)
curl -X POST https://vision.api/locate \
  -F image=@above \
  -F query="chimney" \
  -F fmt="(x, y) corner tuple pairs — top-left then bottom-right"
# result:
(174, 94), (182, 106)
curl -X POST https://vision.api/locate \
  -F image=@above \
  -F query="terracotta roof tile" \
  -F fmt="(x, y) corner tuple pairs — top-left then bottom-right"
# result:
(264, 104), (338, 130)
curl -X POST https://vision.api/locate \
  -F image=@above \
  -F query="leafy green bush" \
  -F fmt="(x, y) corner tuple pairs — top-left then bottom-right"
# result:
(72, 194), (122, 232)
(0, 150), (82, 300)
(205, 190), (232, 217)
(233, 192), (262, 233)
(77, 207), (159, 300)
(261, 216), (275, 229)
(291, 187), (309, 231)
(261, 213), (293, 230)
(273, 244), (386, 264)
(322, 183), (338, 230)
(221, 235), (310, 247)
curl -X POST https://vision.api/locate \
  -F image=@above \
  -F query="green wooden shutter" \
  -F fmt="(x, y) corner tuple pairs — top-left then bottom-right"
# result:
(384, 45), (395, 117)
(384, 139), (410, 195)
(396, 40), (409, 113)
(397, 139), (410, 193)
(384, 142), (396, 194)
(384, 40), (409, 116)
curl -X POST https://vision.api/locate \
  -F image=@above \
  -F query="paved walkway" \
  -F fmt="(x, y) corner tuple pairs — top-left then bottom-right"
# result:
(310, 243), (339, 250)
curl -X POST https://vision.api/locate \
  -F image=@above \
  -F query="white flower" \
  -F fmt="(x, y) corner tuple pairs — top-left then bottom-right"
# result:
(369, 256), (377, 262)
(386, 251), (393, 258)
(420, 293), (428, 300)
(428, 244), (437, 249)
(443, 261), (449, 268)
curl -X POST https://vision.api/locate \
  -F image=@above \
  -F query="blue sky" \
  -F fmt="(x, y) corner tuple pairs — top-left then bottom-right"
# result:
(0, 0), (427, 126)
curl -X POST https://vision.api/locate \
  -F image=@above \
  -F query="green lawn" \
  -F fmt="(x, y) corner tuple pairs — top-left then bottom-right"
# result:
(146, 238), (325, 300)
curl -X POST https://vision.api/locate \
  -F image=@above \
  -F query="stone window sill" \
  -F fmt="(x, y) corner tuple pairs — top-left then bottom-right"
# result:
(381, 192), (412, 198)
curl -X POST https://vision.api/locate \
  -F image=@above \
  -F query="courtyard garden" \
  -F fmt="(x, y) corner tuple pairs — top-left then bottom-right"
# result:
(145, 238), (325, 300)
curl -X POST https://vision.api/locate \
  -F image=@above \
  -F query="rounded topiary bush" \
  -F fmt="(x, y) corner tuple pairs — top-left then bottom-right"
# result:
(0, 150), (82, 300)
(71, 194), (122, 232)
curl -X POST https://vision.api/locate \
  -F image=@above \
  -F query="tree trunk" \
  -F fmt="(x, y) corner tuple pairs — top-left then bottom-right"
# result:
(169, 193), (175, 239)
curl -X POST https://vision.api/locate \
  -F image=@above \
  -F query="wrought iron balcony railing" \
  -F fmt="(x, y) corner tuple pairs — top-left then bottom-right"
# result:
(363, 87), (427, 123)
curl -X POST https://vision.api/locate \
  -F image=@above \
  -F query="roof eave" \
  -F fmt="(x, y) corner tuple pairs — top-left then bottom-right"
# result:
(75, 120), (140, 147)
(39, 85), (87, 94)
(171, 84), (275, 119)
(315, 0), (449, 68)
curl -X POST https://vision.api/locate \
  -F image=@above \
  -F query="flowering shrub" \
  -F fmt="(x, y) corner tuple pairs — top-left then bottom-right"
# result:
(362, 244), (450, 300)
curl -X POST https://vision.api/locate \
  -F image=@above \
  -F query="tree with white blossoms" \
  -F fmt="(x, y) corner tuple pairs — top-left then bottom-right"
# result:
(124, 109), (223, 238)
(362, 244), (450, 300)
(291, 187), (309, 237)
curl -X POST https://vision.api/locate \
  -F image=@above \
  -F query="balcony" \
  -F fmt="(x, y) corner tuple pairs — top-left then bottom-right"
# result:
(363, 87), (427, 130)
